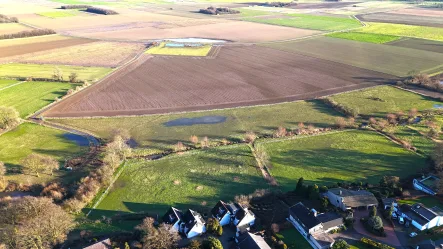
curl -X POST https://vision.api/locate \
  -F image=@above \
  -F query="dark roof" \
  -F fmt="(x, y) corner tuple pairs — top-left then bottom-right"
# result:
(417, 239), (437, 249)
(83, 238), (112, 249)
(235, 205), (255, 223)
(328, 188), (378, 208)
(411, 203), (438, 221)
(317, 212), (343, 230)
(399, 204), (429, 226)
(162, 207), (183, 225)
(181, 209), (205, 233)
(237, 232), (272, 249)
(211, 200), (230, 219)
(289, 203), (321, 231)
(227, 203), (241, 214)
(382, 198), (396, 207)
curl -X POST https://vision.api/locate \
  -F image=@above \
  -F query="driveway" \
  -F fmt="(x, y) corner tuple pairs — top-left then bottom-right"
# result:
(352, 210), (402, 247)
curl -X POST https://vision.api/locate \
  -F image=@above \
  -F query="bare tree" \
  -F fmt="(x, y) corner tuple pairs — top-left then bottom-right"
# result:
(369, 117), (377, 126)
(244, 131), (257, 144)
(190, 135), (199, 145)
(0, 106), (20, 131)
(68, 72), (78, 83)
(408, 108), (418, 118)
(21, 153), (58, 177)
(386, 113), (398, 125)
(175, 142), (185, 152)
(201, 136), (209, 148)
(106, 135), (131, 159)
(137, 218), (179, 249)
(52, 67), (63, 81)
(273, 126), (287, 138)
(335, 117), (346, 129)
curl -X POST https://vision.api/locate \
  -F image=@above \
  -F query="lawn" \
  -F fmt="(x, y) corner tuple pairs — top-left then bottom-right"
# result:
(329, 86), (442, 117)
(92, 145), (268, 217)
(0, 81), (76, 118)
(0, 63), (112, 82)
(326, 32), (401, 44)
(37, 11), (77, 18)
(0, 79), (20, 89)
(392, 125), (435, 156)
(265, 37), (443, 77)
(146, 42), (212, 56)
(243, 14), (362, 31)
(49, 100), (342, 155)
(360, 22), (443, 42)
(398, 196), (443, 210)
(258, 130), (426, 191)
(276, 228), (312, 249)
(0, 122), (89, 185)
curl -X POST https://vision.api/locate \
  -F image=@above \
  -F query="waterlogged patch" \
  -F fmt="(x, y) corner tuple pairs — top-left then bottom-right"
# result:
(63, 133), (89, 146)
(164, 116), (227, 127)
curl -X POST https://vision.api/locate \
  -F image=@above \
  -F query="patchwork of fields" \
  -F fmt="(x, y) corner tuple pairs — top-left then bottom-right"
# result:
(0, 23), (33, 35)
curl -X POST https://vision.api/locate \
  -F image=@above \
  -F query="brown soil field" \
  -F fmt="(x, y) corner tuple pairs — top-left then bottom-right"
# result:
(68, 21), (320, 43)
(0, 23), (33, 35)
(389, 7), (443, 17)
(387, 38), (443, 54)
(356, 12), (443, 28)
(0, 36), (94, 58)
(0, 41), (146, 67)
(292, 2), (360, 9)
(43, 46), (397, 118)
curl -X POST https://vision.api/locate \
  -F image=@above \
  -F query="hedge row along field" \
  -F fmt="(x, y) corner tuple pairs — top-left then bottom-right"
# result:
(0, 29), (56, 40)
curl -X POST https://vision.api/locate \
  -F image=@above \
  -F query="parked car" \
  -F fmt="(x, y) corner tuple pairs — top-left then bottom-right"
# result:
(399, 216), (404, 225)
(409, 232), (418, 238)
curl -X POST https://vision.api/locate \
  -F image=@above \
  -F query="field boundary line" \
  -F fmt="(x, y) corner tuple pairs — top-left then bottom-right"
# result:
(393, 85), (443, 100)
(86, 160), (128, 217)
(0, 81), (26, 91)
(256, 129), (350, 145)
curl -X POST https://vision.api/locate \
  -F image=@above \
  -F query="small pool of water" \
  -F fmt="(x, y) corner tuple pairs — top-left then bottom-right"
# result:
(164, 116), (227, 127)
(434, 104), (443, 109)
(165, 38), (227, 43)
(63, 133), (89, 146)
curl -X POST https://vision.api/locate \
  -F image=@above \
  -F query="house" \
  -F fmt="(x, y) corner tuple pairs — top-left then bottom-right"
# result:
(179, 209), (207, 238)
(232, 204), (256, 235)
(413, 175), (439, 196)
(211, 200), (232, 226)
(397, 203), (443, 231)
(326, 188), (378, 211)
(83, 238), (112, 249)
(288, 202), (344, 249)
(162, 207), (183, 232)
(382, 198), (397, 210)
(416, 239), (443, 249)
(236, 232), (272, 249)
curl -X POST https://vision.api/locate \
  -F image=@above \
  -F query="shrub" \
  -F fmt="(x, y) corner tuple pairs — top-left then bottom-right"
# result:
(264, 2), (297, 7)
(60, 5), (91, 9)
(360, 238), (394, 249)
(0, 14), (18, 23)
(0, 106), (20, 131)
(244, 131), (257, 143)
(0, 29), (56, 40)
(199, 6), (240, 15)
(85, 7), (118, 15)
(273, 126), (287, 138)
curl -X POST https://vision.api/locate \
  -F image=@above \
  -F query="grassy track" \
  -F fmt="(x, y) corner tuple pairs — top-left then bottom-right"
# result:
(0, 79), (20, 89)
(146, 42), (212, 56)
(259, 130), (426, 191)
(0, 63), (112, 82)
(243, 14), (361, 31)
(360, 23), (443, 42)
(0, 81), (76, 118)
(326, 32), (401, 44)
(37, 11), (77, 18)
(49, 100), (341, 155)
(265, 37), (443, 77)
(0, 123), (89, 185)
(329, 86), (442, 117)
(93, 145), (268, 217)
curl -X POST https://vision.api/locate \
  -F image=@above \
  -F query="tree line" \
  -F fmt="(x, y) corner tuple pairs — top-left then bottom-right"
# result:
(0, 14), (18, 23)
(0, 29), (56, 40)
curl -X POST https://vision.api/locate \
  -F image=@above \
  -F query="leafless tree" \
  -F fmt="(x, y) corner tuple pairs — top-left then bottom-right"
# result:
(68, 72), (78, 83)
(386, 113), (398, 125)
(175, 142), (185, 152)
(0, 106), (20, 131)
(21, 153), (58, 177)
(244, 131), (257, 144)
(335, 117), (346, 129)
(273, 126), (287, 138)
(408, 108), (418, 118)
(52, 67), (63, 81)
(137, 218), (179, 249)
(190, 135), (199, 145)
(201, 136), (209, 148)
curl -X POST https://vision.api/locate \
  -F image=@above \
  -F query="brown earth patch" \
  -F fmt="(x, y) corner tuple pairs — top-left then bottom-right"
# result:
(0, 37), (94, 58)
(389, 7), (443, 17)
(43, 45), (397, 118)
(357, 12), (443, 28)
(290, 2), (360, 9)
(387, 38), (443, 54)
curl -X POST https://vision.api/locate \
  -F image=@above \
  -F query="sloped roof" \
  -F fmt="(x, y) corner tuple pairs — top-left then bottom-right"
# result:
(237, 232), (272, 249)
(289, 203), (321, 230)
(329, 188), (378, 208)
(317, 212), (343, 230)
(411, 203), (438, 221)
(235, 205), (255, 224)
(83, 238), (112, 249)
(162, 207), (183, 225)
(182, 209), (205, 234)
(211, 200), (230, 219)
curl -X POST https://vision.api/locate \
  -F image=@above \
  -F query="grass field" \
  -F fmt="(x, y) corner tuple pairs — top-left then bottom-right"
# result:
(146, 42), (212, 56)
(92, 145), (267, 217)
(37, 11), (77, 18)
(0, 122), (89, 185)
(276, 228), (312, 249)
(265, 37), (443, 76)
(329, 86), (442, 117)
(259, 130), (426, 191)
(243, 14), (362, 31)
(0, 79), (20, 89)
(360, 22), (443, 42)
(0, 23), (32, 35)
(398, 196), (443, 210)
(0, 63), (112, 82)
(392, 126), (435, 155)
(0, 81), (76, 118)
(326, 32), (401, 44)
(238, 8), (276, 17)
(49, 100), (341, 155)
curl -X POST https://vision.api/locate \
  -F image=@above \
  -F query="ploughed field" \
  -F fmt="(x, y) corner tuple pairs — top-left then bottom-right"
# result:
(356, 12), (443, 28)
(44, 46), (396, 117)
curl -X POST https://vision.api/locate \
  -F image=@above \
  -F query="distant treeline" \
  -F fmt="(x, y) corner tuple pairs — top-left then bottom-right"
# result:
(0, 29), (56, 40)
(85, 7), (118, 15)
(199, 7), (240, 15)
(60, 5), (91, 9)
(263, 2), (297, 7)
(0, 14), (18, 23)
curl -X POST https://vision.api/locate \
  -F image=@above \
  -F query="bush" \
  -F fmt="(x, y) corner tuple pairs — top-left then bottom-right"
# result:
(85, 7), (118, 15)
(60, 5), (91, 9)
(199, 6), (240, 15)
(360, 238), (394, 249)
(0, 29), (56, 40)
(321, 97), (359, 117)
(0, 14), (18, 23)
(264, 2), (297, 7)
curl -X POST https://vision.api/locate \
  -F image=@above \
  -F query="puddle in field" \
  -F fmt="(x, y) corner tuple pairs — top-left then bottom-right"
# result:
(164, 116), (227, 127)
(63, 133), (89, 146)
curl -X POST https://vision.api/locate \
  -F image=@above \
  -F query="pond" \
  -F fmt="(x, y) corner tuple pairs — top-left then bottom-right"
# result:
(164, 116), (227, 127)
(63, 133), (90, 146)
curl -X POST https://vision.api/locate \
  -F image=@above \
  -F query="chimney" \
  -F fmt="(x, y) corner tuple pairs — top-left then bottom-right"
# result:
(339, 190), (342, 195)
(311, 209), (318, 217)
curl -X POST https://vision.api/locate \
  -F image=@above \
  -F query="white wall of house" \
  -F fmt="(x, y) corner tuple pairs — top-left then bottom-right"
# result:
(326, 192), (346, 211)
(413, 179), (436, 195)
(186, 224), (206, 239)
(171, 221), (180, 232)
(219, 213), (231, 226)
(236, 213), (255, 228)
